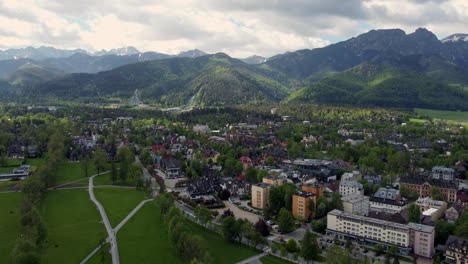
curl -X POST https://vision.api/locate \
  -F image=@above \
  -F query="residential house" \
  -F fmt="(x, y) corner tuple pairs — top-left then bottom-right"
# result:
(444, 235), (468, 264)
(370, 187), (408, 214)
(292, 191), (316, 220)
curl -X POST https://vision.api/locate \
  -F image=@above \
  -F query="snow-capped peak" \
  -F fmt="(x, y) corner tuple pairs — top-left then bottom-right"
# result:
(441, 33), (468, 43)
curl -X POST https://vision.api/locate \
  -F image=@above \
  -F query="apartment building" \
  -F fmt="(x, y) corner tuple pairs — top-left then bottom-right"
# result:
(339, 179), (364, 197)
(302, 182), (324, 197)
(292, 191), (317, 220)
(251, 183), (270, 209)
(370, 187), (408, 214)
(432, 166), (455, 181)
(341, 194), (370, 216)
(251, 176), (285, 209)
(400, 176), (457, 202)
(326, 209), (435, 258)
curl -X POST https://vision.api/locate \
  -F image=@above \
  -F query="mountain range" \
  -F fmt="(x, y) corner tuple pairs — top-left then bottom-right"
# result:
(0, 28), (467, 110)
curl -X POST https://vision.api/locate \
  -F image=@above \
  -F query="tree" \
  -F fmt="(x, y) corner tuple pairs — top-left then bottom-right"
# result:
(301, 230), (320, 263)
(110, 160), (117, 184)
(455, 210), (468, 238)
(408, 203), (421, 223)
(330, 193), (343, 211)
(245, 167), (258, 182)
(278, 208), (295, 233)
(254, 219), (270, 237)
(221, 216), (241, 242)
(194, 206), (212, 227)
(311, 220), (326, 233)
(157, 193), (174, 219)
(285, 239), (298, 252)
(80, 154), (90, 178)
(117, 146), (134, 183)
(326, 245), (353, 264)
(94, 148), (108, 176)
(430, 186), (443, 200)
(308, 199), (316, 220)
(435, 220), (455, 245)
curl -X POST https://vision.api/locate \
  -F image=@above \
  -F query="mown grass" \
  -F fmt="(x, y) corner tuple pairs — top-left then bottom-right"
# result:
(41, 189), (106, 264)
(94, 187), (147, 227)
(118, 202), (259, 264)
(260, 254), (295, 264)
(0, 192), (23, 264)
(415, 108), (468, 121)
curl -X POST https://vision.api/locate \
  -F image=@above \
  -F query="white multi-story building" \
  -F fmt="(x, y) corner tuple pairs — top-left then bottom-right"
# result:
(326, 209), (435, 258)
(342, 194), (370, 216)
(339, 179), (364, 197)
(432, 166), (455, 181)
(370, 187), (408, 214)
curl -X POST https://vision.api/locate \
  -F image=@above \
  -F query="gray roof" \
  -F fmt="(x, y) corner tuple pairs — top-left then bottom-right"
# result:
(374, 187), (399, 200)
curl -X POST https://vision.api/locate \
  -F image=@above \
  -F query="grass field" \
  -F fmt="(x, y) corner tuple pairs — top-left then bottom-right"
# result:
(260, 254), (294, 264)
(0, 192), (23, 264)
(118, 202), (258, 264)
(55, 161), (96, 185)
(41, 189), (106, 264)
(94, 187), (147, 227)
(415, 108), (468, 122)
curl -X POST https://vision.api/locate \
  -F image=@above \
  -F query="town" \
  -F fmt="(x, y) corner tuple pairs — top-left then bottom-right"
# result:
(0, 104), (466, 264)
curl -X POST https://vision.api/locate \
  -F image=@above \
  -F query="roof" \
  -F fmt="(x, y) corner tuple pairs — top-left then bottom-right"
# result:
(400, 176), (457, 189)
(329, 209), (434, 233)
(341, 194), (369, 203)
(294, 191), (315, 198)
(254, 182), (271, 188)
(445, 235), (468, 249)
(374, 187), (399, 200)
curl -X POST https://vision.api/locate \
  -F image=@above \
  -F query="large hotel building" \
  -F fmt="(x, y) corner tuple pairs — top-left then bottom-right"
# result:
(326, 209), (435, 258)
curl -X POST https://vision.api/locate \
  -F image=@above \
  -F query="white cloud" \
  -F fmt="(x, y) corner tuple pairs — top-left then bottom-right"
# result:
(0, 0), (467, 57)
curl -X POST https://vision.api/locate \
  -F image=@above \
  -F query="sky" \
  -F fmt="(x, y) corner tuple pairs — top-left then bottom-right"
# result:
(0, 0), (467, 58)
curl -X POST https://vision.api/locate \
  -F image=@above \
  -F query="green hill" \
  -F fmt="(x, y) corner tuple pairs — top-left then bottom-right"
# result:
(286, 63), (468, 110)
(32, 53), (289, 107)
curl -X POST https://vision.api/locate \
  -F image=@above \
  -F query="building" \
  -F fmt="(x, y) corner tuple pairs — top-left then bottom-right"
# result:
(301, 182), (324, 197)
(160, 157), (182, 178)
(444, 235), (468, 264)
(339, 179), (364, 197)
(400, 176), (457, 202)
(292, 191), (316, 220)
(262, 175), (284, 187)
(432, 166), (455, 181)
(326, 209), (435, 258)
(251, 183), (270, 209)
(445, 203), (464, 223)
(341, 194), (370, 216)
(370, 187), (408, 214)
(193, 124), (211, 134)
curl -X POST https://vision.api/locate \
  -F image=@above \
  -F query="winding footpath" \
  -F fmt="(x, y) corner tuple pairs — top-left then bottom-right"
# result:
(88, 174), (120, 264)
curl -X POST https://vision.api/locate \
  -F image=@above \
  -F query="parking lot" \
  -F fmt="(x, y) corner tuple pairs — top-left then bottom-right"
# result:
(215, 200), (262, 223)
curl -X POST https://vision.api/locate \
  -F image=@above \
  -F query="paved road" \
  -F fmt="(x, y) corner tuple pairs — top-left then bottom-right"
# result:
(114, 199), (153, 233)
(88, 174), (120, 264)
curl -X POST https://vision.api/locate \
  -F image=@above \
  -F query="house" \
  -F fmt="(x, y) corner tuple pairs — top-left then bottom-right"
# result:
(416, 197), (447, 222)
(456, 189), (468, 206)
(445, 203), (464, 223)
(160, 157), (182, 178)
(193, 124), (211, 134)
(239, 156), (253, 171)
(443, 235), (468, 264)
